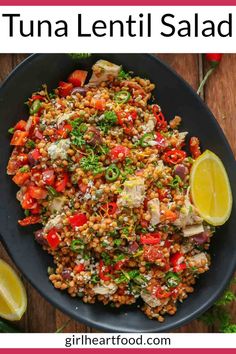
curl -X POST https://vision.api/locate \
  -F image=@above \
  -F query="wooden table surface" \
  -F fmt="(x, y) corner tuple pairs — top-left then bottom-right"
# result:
(0, 54), (235, 333)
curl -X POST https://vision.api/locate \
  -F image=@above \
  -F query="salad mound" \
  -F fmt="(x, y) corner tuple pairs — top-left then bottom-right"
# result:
(7, 59), (214, 322)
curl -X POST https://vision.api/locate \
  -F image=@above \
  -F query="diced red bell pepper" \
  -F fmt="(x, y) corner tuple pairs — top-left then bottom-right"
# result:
(110, 146), (130, 162)
(31, 204), (41, 215)
(117, 111), (136, 135)
(58, 81), (73, 97)
(155, 286), (171, 299)
(42, 169), (55, 186)
(57, 124), (73, 139)
(14, 120), (27, 131)
(31, 95), (45, 101)
(164, 239), (172, 248)
(143, 244), (166, 264)
(55, 173), (69, 192)
(102, 202), (118, 215)
(21, 192), (37, 210)
(28, 148), (41, 161)
(17, 153), (28, 165)
(68, 213), (88, 228)
(91, 98), (106, 111)
(140, 219), (149, 228)
(174, 263), (187, 272)
(158, 188), (169, 201)
(34, 128), (44, 140)
(140, 232), (161, 245)
(78, 181), (88, 193)
(47, 227), (60, 249)
(10, 131), (29, 146)
(28, 185), (48, 200)
(99, 260), (112, 281)
(18, 215), (41, 226)
(170, 252), (185, 266)
(67, 70), (88, 87)
(74, 264), (85, 273)
(170, 252), (186, 272)
(12, 171), (31, 186)
(114, 259), (126, 271)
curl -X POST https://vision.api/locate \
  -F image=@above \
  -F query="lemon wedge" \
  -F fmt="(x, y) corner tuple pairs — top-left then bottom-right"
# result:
(190, 150), (233, 226)
(0, 259), (27, 321)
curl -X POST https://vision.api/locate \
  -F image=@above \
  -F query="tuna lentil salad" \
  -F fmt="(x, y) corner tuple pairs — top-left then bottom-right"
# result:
(7, 59), (214, 322)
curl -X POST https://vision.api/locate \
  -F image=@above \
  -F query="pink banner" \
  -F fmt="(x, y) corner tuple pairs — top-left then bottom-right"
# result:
(1, 350), (236, 353)
(0, 0), (236, 5)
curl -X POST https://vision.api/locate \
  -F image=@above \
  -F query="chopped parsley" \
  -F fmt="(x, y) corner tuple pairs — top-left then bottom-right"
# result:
(80, 152), (104, 175)
(97, 111), (117, 133)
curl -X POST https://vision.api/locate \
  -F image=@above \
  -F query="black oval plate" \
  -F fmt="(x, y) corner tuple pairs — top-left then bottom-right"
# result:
(0, 54), (235, 333)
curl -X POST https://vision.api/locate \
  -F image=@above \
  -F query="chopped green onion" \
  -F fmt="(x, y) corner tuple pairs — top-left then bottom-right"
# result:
(8, 127), (15, 134)
(114, 91), (131, 104)
(46, 186), (60, 197)
(24, 209), (30, 217)
(105, 164), (120, 182)
(70, 239), (84, 253)
(30, 99), (41, 115)
(19, 166), (30, 173)
(140, 133), (154, 148)
(26, 140), (36, 149)
(165, 271), (181, 288)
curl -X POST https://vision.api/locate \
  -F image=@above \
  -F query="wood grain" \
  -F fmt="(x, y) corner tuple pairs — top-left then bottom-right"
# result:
(0, 54), (235, 333)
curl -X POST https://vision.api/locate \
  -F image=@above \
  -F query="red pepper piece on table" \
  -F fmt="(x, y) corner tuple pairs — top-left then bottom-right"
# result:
(47, 227), (60, 249)
(205, 53), (222, 67)
(197, 54), (222, 95)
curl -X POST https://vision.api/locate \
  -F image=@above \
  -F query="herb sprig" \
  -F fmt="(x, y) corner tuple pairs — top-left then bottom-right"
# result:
(199, 277), (236, 332)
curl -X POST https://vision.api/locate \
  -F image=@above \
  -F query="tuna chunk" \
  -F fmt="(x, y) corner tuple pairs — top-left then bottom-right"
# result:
(118, 177), (146, 208)
(89, 60), (121, 85)
(147, 198), (161, 226)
